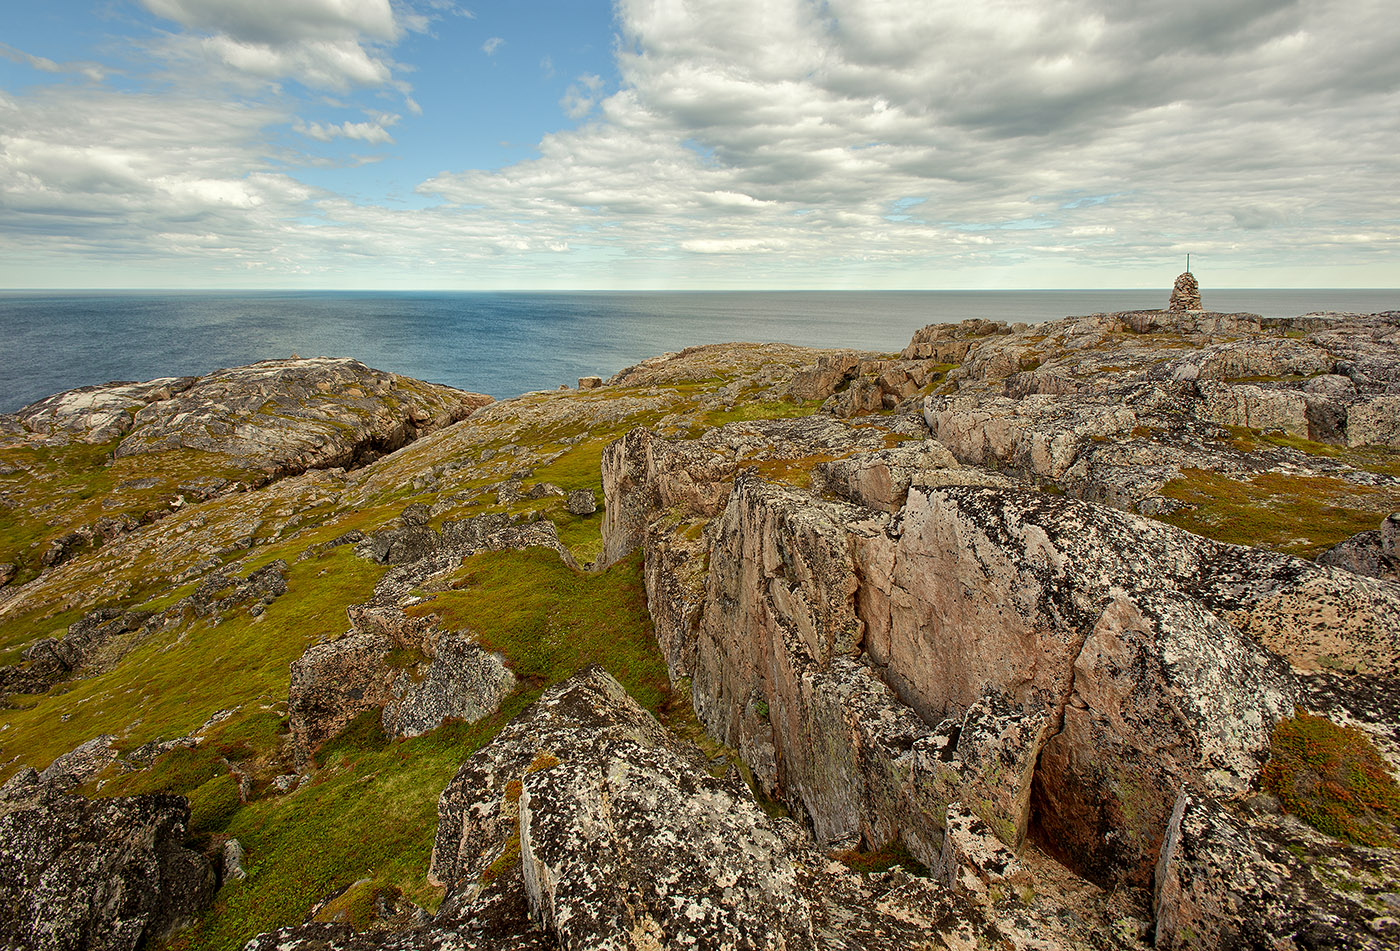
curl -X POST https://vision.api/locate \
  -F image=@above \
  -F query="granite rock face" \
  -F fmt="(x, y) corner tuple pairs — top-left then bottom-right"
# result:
(1154, 790), (1400, 950)
(600, 332), (1400, 917)
(0, 779), (214, 951)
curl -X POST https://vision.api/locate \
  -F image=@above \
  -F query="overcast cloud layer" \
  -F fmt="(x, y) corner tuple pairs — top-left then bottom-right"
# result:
(2, 0), (1398, 288)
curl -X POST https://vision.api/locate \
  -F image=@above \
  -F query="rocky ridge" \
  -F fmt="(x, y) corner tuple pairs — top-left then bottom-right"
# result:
(0, 314), (1397, 949)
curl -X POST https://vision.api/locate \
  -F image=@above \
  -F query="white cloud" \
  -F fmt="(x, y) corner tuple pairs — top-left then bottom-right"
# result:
(3, 0), (1399, 288)
(559, 73), (604, 118)
(295, 113), (399, 143)
(141, 0), (411, 91)
(482, 36), (504, 56)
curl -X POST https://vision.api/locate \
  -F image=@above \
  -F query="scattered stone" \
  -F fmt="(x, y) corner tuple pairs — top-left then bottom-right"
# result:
(0, 563), (14, 587)
(577, 376), (602, 390)
(564, 489), (596, 516)
(272, 774), (299, 794)
(223, 839), (248, 885)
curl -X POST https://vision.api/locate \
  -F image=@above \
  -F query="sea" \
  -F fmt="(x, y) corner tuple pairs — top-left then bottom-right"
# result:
(1, 289), (1396, 413)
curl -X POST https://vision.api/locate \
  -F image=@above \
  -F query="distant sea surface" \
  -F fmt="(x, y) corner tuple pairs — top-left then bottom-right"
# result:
(1, 289), (1396, 412)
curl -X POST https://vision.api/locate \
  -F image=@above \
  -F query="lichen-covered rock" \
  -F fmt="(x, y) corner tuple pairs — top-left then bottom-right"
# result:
(289, 604), (515, 766)
(0, 787), (214, 950)
(383, 634), (515, 739)
(1153, 790), (1400, 950)
(428, 667), (992, 951)
(13, 377), (197, 444)
(108, 358), (490, 477)
(564, 489), (596, 516)
(288, 629), (398, 768)
(1318, 512), (1400, 582)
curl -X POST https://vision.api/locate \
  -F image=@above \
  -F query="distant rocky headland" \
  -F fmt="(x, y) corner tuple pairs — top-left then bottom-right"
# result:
(1, 295), (1398, 950)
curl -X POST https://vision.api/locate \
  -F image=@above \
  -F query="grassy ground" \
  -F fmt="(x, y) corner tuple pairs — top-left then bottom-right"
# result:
(1157, 467), (1400, 558)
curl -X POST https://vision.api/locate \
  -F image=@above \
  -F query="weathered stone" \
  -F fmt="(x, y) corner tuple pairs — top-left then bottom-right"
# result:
(564, 489), (596, 516)
(1154, 790), (1400, 951)
(424, 667), (994, 951)
(383, 634), (515, 739)
(0, 563), (14, 586)
(1318, 512), (1400, 582)
(933, 803), (1027, 904)
(0, 789), (214, 951)
(576, 376), (602, 390)
(13, 377), (198, 444)
(288, 630), (397, 769)
(38, 734), (118, 787)
(223, 839), (248, 884)
(1348, 395), (1400, 448)
(110, 358), (491, 477)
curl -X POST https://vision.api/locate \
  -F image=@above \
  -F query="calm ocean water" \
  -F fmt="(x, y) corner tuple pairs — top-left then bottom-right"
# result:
(1, 289), (1395, 412)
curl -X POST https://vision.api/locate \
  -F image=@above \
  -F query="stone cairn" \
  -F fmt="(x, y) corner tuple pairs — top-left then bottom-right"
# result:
(1168, 271), (1202, 311)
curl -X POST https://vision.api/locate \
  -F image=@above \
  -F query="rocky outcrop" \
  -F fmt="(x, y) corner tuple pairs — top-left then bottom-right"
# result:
(12, 360), (491, 481)
(1154, 790), (1400, 950)
(602, 402), (1399, 900)
(908, 310), (1400, 516)
(109, 358), (490, 476)
(0, 560), (287, 702)
(12, 377), (198, 444)
(288, 605), (513, 768)
(425, 667), (995, 950)
(357, 510), (578, 572)
(0, 778), (214, 951)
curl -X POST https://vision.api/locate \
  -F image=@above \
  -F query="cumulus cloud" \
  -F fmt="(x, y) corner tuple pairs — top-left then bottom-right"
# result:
(3, 0), (1399, 287)
(413, 0), (1400, 282)
(295, 113), (400, 143)
(141, 0), (413, 91)
(559, 74), (604, 119)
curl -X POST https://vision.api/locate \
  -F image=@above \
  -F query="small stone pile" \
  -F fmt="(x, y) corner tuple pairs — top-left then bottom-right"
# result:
(1168, 271), (1202, 311)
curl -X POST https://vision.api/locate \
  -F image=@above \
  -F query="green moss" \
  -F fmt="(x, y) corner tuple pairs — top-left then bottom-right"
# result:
(702, 398), (821, 427)
(1262, 710), (1400, 848)
(408, 548), (669, 713)
(172, 699), (529, 951)
(1156, 467), (1398, 557)
(314, 708), (390, 768)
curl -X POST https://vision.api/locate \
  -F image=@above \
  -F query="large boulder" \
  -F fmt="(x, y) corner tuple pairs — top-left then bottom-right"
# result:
(107, 358), (490, 476)
(0, 781), (214, 951)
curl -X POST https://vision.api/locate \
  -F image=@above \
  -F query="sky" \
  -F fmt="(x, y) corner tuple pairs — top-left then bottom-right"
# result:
(1, 0), (1398, 290)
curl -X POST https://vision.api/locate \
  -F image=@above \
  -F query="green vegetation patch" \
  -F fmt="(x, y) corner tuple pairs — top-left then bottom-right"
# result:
(0, 439), (255, 585)
(1262, 710), (1400, 848)
(410, 547), (669, 713)
(173, 700), (528, 951)
(0, 545), (380, 785)
(1156, 467), (1398, 558)
(1225, 426), (1400, 477)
